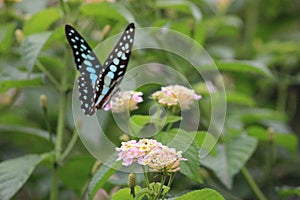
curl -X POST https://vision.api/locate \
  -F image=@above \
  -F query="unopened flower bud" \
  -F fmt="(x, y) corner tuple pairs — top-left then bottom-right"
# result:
(91, 161), (101, 175)
(268, 127), (275, 142)
(128, 173), (136, 196)
(15, 29), (24, 44)
(40, 94), (47, 110)
(119, 134), (130, 142)
(102, 24), (111, 38)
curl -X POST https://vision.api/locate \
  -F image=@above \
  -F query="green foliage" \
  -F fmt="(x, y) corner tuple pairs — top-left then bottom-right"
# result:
(21, 32), (52, 73)
(88, 159), (122, 199)
(277, 186), (300, 198)
(0, 0), (299, 199)
(155, 129), (202, 183)
(111, 186), (142, 200)
(176, 188), (225, 200)
(247, 126), (298, 154)
(0, 76), (44, 92)
(0, 153), (52, 200)
(0, 24), (15, 53)
(202, 135), (257, 188)
(23, 8), (62, 35)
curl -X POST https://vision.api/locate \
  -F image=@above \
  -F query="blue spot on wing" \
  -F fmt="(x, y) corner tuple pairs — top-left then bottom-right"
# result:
(77, 76), (96, 115)
(94, 23), (135, 110)
(90, 73), (98, 84)
(86, 67), (96, 74)
(65, 24), (103, 80)
(109, 65), (117, 72)
(107, 71), (114, 79)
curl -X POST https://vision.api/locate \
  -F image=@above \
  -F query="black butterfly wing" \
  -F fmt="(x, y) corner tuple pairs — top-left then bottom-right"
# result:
(65, 25), (102, 115)
(94, 23), (135, 110)
(65, 23), (135, 115)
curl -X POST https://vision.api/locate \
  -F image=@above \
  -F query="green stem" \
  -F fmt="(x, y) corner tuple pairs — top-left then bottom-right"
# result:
(50, 163), (59, 200)
(50, 58), (68, 199)
(55, 92), (67, 161)
(161, 173), (175, 200)
(142, 165), (150, 187)
(266, 130), (275, 199)
(165, 109), (173, 132)
(42, 106), (53, 143)
(59, 0), (67, 16)
(165, 106), (178, 132)
(241, 167), (267, 200)
(36, 61), (60, 88)
(60, 129), (78, 161)
(49, 1), (70, 199)
(50, 91), (67, 200)
(276, 73), (289, 112)
(156, 172), (167, 200)
(129, 116), (138, 139)
(240, 0), (260, 58)
(167, 173), (174, 187)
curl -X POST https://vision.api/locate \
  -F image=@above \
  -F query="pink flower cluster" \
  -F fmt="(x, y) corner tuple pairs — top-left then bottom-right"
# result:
(116, 139), (187, 172)
(152, 85), (201, 110)
(143, 146), (187, 172)
(104, 90), (143, 113)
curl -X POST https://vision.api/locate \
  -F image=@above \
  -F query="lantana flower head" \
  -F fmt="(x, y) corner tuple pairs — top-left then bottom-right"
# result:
(104, 90), (143, 113)
(152, 85), (201, 110)
(116, 139), (163, 166)
(116, 139), (187, 172)
(143, 146), (187, 172)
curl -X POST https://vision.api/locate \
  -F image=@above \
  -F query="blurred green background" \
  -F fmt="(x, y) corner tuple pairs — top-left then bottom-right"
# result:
(0, 0), (300, 199)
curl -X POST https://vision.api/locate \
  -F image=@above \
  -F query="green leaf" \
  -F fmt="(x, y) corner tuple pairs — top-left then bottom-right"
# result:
(59, 155), (94, 193)
(165, 115), (182, 125)
(194, 131), (217, 155)
(194, 21), (206, 44)
(201, 135), (257, 188)
(110, 3), (136, 23)
(0, 125), (51, 140)
(236, 108), (287, 124)
(80, 3), (126, 21)
(226, 92), (255, 106)
(277, 186), (300, 197)
(23, 7), (61, 35)
(0, 153), (52, 200)
(0, 76), (44, 92)
(155, 129), (202, 183)
(274, 133), (298, 154)
(246, 126), (269, 141)
(112, 186), (142, 200)
(88, 157), (122, 199)
(176, 188), (225, 200)
(21, 31), (52, 73)
(130, 115), (151, 135)
(131, 115), (151, 126)
(156, 0), (202, 21)
(39, 56), (65, 82)
(80, 3), (136, 26)
(180, 141), (202, 183)
(0, 23), (15, 53)
(247, 126), (298, 154)
(216, 60), (273, 78)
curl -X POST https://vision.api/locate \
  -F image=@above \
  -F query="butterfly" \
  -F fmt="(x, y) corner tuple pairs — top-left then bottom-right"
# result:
(65, 23), (135, 115)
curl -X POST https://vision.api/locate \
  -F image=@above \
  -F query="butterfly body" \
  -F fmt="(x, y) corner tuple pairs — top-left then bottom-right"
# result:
(65, 23), (135, 115)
